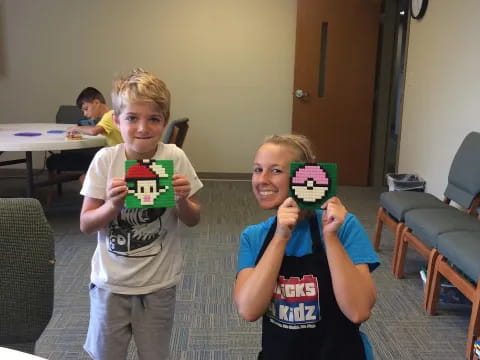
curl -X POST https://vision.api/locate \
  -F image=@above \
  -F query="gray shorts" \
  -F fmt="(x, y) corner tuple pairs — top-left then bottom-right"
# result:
(84, 284), (176, 360)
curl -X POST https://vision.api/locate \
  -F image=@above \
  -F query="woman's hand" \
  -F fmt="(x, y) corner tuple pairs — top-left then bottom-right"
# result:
(321, 196), (347, 236)
(320, 197), (376, 323)
(275, 197), (300, 239)
(235, 197), (299, 321)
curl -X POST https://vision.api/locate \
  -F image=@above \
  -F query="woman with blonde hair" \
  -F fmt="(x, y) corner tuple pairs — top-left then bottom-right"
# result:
(234, 134), (379, 359)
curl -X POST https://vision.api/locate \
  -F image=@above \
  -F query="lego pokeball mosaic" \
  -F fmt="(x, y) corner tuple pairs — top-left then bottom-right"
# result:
(289, 162), (337, 209)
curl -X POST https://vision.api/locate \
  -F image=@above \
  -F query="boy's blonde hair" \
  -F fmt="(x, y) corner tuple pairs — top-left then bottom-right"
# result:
(263, 134), (316, 163)
(111, 68), (171, 121)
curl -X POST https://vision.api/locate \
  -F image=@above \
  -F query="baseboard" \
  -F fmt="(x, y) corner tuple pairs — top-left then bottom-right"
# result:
(197, 172), (250, 181)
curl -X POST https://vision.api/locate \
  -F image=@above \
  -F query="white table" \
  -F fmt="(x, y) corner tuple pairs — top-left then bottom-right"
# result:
(0, 123), (106, 196)
(0, 347), (47, 359)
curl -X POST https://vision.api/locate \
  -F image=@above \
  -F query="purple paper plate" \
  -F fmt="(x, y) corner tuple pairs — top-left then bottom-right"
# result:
(47, 130), (65, 134)
(14, 132), (42, 137)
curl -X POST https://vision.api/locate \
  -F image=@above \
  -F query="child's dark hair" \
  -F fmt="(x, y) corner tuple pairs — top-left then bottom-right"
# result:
(76, 87), (106, 108)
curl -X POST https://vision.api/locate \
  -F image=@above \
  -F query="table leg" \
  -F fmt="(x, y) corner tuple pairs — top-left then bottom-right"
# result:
(26, 151), (34, 197)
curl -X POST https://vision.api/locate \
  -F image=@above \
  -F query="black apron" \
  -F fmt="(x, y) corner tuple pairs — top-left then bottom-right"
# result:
(255, 214), (366, 360)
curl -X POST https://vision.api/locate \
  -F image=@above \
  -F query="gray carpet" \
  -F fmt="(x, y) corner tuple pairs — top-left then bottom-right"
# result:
(0, 174), (471, 359)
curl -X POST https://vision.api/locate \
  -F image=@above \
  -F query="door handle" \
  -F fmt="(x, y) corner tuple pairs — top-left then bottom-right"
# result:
(294, 89), (309, 99)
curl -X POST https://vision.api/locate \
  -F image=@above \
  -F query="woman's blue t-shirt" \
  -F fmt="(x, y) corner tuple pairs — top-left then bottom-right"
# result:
(237, 210), (380, 360)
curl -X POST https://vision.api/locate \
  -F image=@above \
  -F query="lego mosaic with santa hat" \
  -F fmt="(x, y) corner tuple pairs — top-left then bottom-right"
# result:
(125, 159), (175, 209)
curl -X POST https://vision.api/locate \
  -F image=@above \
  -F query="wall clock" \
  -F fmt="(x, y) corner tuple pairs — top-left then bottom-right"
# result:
(411, 0), (428, 20)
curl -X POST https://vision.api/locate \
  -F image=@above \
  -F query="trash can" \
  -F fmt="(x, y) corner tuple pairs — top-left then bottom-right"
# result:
(386, 173), (425, 192)
(419, 268), (469, 305)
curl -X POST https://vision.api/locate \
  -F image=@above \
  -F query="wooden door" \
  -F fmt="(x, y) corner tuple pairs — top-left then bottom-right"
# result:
(292, 0), (381, 185)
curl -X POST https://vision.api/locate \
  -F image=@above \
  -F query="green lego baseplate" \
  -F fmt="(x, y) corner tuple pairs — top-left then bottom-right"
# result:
(125, 159), (175, 209)
(289, 162), (337, 209)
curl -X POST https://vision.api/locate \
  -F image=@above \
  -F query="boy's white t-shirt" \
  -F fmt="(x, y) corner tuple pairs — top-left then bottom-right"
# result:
(80, 143), (203, 295)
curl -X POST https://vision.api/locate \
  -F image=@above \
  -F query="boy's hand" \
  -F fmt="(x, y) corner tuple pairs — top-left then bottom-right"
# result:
(321, 197), (347, 236)
(172, 174), (191, 201)
(275, 197), (300, 240)
(107, 177), (128, 210)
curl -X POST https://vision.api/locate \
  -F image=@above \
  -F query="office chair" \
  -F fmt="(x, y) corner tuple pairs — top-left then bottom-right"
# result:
(0, 198), (55, 354)
(55, 105), (84, 124)
(46, 106), (99, 200)
(163, 117), (189, 148)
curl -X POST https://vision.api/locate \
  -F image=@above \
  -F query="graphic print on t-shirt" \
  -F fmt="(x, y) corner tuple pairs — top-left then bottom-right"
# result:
(267, 274), (321, 329)
(108, 207), (167, 257)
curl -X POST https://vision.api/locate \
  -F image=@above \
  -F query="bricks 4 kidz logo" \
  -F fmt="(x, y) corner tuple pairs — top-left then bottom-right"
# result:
(267, 274), (320, 329)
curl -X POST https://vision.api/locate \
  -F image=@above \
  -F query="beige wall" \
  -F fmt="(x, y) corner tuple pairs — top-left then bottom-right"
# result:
(0, 0), (297, 172)
(7, 0), (477, 189)
(399, 0), (480, 198)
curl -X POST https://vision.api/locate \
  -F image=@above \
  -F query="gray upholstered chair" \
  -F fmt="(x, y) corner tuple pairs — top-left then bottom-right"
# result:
(0, 198), (55, 354)
(373, 132), (480, 274)
(163, 117), (189, 148)
(373, 190), (446, 250)
(425, 230), (480, 360)
(394, 132), (480, 278)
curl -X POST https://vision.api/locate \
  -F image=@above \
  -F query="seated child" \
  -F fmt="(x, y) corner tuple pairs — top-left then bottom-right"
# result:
(66, 87), (122, 147)
(46, 87), (123, 186)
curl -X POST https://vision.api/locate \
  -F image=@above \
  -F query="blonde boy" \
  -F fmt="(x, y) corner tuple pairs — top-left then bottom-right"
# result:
(80, 69), (202, 360)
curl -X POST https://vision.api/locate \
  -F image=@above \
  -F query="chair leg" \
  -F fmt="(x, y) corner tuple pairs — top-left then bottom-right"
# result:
(393, 227), (409, 279)
(56, 171), (63, 196)
(426, 254), (444, 316)
(424, 249), (439, 313)
(390, 222), (405, 275)
(466, 282), (480, 360)
(373, 207), (384, 251)
(45, 171), (57, 207)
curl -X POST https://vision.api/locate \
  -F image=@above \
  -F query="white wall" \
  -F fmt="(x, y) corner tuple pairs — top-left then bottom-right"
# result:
(398, 0), (480, 198)
(0, 0), (296, 172)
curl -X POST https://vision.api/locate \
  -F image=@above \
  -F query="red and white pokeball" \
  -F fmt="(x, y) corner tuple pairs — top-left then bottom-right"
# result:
(290, 164), (330, 203)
